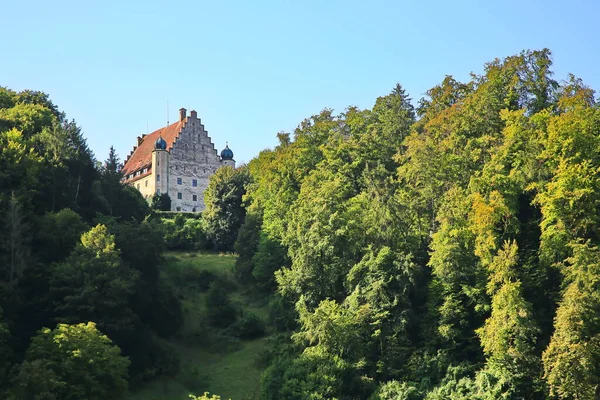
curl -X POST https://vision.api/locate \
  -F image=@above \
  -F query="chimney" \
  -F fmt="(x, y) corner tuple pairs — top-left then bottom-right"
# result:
(190, 110), (197, 119)
(179, 108), (187, 121)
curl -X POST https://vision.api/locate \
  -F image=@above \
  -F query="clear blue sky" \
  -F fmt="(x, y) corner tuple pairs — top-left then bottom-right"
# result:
(2, 0), (599, 164)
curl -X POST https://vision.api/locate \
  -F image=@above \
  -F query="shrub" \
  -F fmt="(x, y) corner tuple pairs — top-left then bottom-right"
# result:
(179, 365), (208, 393)
(231, 312), (265, 339)
(372, 381), (423, 400)
(206, 282), (237, 328)
(162, 215), (209, 250)
(12, 322), (129, 400)
(268, 294), (298, 332)
(172, 267), (217, 292)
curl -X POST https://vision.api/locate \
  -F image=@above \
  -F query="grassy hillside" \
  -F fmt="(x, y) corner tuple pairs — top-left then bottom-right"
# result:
(129, 252), (271, 400)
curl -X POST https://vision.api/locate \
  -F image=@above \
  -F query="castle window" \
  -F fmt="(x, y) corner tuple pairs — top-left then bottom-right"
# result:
(177, 177), (182, 185)
(176, 207), (181, 211)
(157, 174), (160, 182)
(145, 180), (148, 187)
(156, 189), (160, 195)
(192, 179), (197, 187)
(137, 184), (140, 189)
(193, 194), (197, 202)
(177, 193), (182, 200)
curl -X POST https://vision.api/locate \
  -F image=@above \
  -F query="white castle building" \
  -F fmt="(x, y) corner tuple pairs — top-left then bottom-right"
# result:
(121, 108), (235, 211)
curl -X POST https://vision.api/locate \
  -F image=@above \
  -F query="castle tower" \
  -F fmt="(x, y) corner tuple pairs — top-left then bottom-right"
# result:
(152, 136), (170, 196)
(220, 143), (235, 168)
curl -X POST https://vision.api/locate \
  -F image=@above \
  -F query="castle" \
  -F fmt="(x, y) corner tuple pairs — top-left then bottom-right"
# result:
(121, 108), (235, 211)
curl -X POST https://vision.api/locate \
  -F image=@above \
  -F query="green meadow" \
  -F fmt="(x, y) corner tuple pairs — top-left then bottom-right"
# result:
(129, 252), (271, 400)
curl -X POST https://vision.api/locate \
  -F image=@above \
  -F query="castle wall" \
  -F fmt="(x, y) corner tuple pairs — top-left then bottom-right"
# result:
(167, 113), (222, 212)
(133, 175), (154, 199)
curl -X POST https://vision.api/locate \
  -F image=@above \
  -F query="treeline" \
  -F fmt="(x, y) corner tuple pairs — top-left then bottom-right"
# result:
(0, 88), (191, 399)
(214, 49), (600, 399)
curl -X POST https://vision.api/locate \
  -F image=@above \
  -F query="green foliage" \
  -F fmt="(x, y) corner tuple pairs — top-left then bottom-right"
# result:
(233, 210), (262, 283)
(5, 51), (600, 400)
(48, 224), (140, 342)
(203, 166), (250, 251)
(543, 241), (600, 399)
(0, 87), (188, 396)
(373, 380), (423, 400)
(252, 232), (288, 291)
(0, 307), (11, 397)
(12, 322), (129, 400)
(151, 192), (171, 211)
(206, 281), (237, 328)
(259, 348), (371, 400)
(1, 193), (32, 285)
(34, 208), (88, 263)
(189, 393), (229, 400)
(267, 294), (298, 332)
(162, 213), (209, 250)
(231, 312), (265, 339)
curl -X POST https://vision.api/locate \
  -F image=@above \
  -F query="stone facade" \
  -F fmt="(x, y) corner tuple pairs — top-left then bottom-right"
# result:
(121, 108), (235, 212)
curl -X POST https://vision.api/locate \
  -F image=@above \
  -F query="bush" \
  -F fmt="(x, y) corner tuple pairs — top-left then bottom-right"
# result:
(372, 381), (423, 400)
(231, 312), (265, 339)
(268, 294), (298, 332)
(151, 193), (171, 211)
(179, 365), (209, 393)
(254, 334), (293, 368)
(172, 267), (217, 292)
(127, 331), (181, 385)
(206, 282), (237, 328)
(162, 214), (209, 250)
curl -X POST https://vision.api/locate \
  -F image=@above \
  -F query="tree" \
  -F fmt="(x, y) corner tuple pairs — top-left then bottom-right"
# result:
(233, 210), (262, 283)
(205, 281), (237, 328)
(252, 232), (289, 291)
(543, 241), (600, 399)
(373, 380), (422, 400)
(0, 307), (11, 397)
(476, 242), (543, 398)
(2, 193), (31, 285)
(94, 147), (150, 221)
(203, 166), (250, 251)
(151, 192), (171, 211)
(34, 208), (88, 263)
(12, 322), (129, 400)
(48, 224), (140, 347)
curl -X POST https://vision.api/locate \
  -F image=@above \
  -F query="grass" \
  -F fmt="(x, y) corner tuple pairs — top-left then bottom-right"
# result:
(129, 251), (271, 400)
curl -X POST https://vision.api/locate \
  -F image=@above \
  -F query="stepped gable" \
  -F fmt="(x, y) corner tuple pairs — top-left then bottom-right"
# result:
(122, 120), (184, 176)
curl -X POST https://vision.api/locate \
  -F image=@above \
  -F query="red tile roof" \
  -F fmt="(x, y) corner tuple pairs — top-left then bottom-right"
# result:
(122, 120), (184, 176)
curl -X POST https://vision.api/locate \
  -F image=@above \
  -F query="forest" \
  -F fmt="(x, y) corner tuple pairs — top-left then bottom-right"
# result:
(1, 48), (600, 399)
